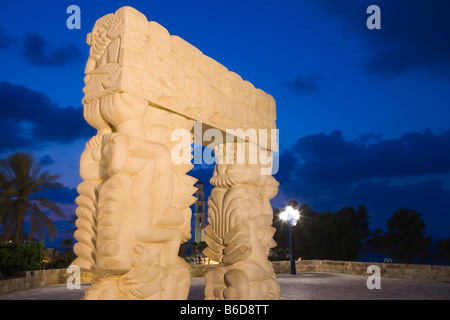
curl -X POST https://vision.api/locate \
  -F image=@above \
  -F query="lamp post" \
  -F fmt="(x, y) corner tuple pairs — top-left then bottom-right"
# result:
(280, 205), (300, 275)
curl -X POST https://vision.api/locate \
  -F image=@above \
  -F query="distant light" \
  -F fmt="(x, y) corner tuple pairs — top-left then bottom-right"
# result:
(280, 205), (301, 226)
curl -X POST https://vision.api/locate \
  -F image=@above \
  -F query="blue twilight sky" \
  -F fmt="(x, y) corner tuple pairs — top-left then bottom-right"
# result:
(0, 0), (449, 248)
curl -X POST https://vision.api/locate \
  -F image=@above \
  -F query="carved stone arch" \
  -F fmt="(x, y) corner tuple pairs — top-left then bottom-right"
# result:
(73, 6), (279, 300)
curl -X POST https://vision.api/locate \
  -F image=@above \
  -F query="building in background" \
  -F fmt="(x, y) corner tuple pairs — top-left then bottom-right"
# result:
(194, 181), (206, 243)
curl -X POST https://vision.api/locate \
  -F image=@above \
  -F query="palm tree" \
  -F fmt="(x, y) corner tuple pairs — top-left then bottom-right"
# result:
(61, 237), (75, 263)
(0, 152), (65, 242)
(189, 241), (208, 264)
(64, 214), (78, 236)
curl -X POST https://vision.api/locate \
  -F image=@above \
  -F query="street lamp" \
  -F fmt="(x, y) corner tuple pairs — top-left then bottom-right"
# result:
(280, 205), (300, 275)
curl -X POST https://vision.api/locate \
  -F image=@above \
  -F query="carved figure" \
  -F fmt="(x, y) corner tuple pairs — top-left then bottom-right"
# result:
(72, 6), (279, 300)
(202, 143), (280, 299)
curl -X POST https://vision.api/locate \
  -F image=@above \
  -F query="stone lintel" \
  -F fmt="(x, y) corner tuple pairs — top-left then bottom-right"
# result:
(83, 6), (277, 151)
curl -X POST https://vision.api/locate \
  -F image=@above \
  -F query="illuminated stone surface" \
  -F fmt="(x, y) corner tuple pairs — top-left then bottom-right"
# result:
(72, 6), (279, 300)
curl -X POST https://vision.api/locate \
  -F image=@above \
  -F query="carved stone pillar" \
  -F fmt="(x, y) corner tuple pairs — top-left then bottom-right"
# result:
(203, 141), (280, 300)
(72, 6), (280, 300)
(73, 92), (197, 299)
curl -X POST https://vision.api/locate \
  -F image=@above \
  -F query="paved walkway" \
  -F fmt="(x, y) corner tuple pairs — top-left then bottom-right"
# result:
(1, 272), (449, 300)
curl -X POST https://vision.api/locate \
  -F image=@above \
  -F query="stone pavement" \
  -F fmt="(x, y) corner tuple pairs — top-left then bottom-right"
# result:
(0, 272), (449, 300)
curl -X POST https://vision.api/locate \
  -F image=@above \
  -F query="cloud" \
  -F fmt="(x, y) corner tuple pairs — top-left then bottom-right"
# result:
(283, 75), (319, 92)
(314, 0), (450, 78)
(273, 129), (450, 238)
(0, 81), (95, 152)
(33, 186), (78, 205)
(22, 33), (82, 67)
(40, 155), (54, 165)
(0, 118), (35, 151)
(274, 174), (450, 238)
(278, 129), (450, 185)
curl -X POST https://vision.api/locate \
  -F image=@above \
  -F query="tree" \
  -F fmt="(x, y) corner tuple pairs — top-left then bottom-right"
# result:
(178, 243), (190, 261)
(0, 152), (65, 242)
(274, 204), (371, 261)
(437, 239), (450, 264)
(64, 214), (78, 236)
(356, 206), (372, 254)
(300, 210), (335, 260)
(0, 241), (46, 276)
(189, 241), (199, 257)
(189, 241), (207, 263)
(61, 238), (75, 263)
(376, 209), (432, 263)
(272, 201), (304, 260)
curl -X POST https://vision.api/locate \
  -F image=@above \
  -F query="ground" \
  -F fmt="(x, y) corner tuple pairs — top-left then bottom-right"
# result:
(1, 272), (449, 300)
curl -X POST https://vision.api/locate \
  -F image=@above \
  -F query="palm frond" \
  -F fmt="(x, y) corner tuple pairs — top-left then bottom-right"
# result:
(0, 152), (66, 242)
(32, 197), (66, 218)
(29, 202), (57, 241)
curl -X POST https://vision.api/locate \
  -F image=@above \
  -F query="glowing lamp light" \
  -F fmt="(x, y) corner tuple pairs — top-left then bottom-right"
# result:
(279, 204), (301, 275)
(280, 205), (300, 226)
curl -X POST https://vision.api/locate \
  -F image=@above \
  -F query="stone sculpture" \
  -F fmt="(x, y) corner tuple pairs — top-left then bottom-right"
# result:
(203, 142), (280, 299)
(72, 6), (279, 300)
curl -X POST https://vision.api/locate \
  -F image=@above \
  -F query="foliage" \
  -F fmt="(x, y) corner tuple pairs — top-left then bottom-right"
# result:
(0, 241), (46, 277)
(273, 203), (447, 264)
(61, 238), (75, 264)
(273, 203), (372, 261)
(190, 241), (207, 257)
(178, 243), (190, 262)
(64, 214), (78, 236)
(372, 209), (432, 263)
(437, 239), (450, 264)
(187, 241), (208, 264)
(0, 152), (65, 242)
(268, 247), (289, 261)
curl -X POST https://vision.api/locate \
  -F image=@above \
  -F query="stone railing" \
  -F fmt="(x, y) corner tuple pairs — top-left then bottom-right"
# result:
(0, 269), (92, 295)
(271, 260), (450, 282)
(1, 260), (448, 295)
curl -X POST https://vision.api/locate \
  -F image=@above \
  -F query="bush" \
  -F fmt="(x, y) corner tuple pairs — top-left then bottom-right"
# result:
(0, 242), (46, 277)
